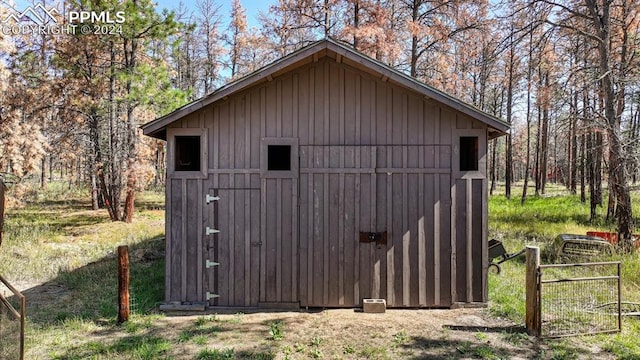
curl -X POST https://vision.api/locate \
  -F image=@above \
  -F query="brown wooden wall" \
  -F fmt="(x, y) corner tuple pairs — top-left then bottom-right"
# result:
(164, 56), (488, 308)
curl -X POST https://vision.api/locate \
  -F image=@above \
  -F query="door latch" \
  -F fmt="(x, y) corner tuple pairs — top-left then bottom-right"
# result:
(205, 194), (220, 204)
(206, 227), (220, 235)
(359, 231), (388, 247)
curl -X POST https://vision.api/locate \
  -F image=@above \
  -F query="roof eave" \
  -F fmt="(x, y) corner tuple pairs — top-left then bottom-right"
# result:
(142, 40), (330, 138)
(142, 38), (510, 139)
(323, 40), (510, 135)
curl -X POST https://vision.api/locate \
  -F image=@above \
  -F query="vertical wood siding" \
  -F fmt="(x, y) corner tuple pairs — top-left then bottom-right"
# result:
(165, 56), (488, 307)
(204, 188), (260, 307)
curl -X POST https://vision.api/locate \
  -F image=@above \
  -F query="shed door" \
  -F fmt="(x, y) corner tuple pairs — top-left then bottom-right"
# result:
(259, 176), (299, 305)
(204, 188), (261, 307)
(299, 145), (452, 308)
(299, 145), (384, 307)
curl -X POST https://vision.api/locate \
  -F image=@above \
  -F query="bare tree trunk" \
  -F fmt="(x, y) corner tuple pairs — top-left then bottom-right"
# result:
(522, 30), (534, 204)
(91, 173), (99, 210)
(584, 0), (633, 250)
(539, 70), (550, 194)
(108, 40), (121, 221)
(630, 101), (639, 184)
(606, 186), (616, 223)
(124, 171), (135, 223)
(76, 157), (82, 186)
(587, 131), (597, 221)
(0, 180), (6, 247)
(323, 0), (330, 37)
(505, 32), (515, 200)
(352, 0), (359, 49)
(153, 143), (164, 187)
(595, 132), (603, 205)
(521, 128), (531, 204)
(580, 82), (590, 203)
(40, 157), (47, 189)
(534, 106), (541, 196)
(569, 89), (578, 194)
(506, 133), (513, 199)
(122, 32), (139, 223)
(580, 132), (586, 203)
(89, 111), (103, 211)
(632, 103), (640, 184)
(410, 0), (419, 78)
(48, 154), (53, 183)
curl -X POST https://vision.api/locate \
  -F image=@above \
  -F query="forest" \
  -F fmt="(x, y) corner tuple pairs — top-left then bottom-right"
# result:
(0, 0), (639, 246)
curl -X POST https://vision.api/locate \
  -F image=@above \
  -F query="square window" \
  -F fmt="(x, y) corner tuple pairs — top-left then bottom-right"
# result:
(175, 136), (201, 171)
(268, 145), (291, 171)
(261, 138), (297, 178)
(460, 136), (478, 171)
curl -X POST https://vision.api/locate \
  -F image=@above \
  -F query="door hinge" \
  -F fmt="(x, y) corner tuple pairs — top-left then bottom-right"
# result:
(205, 194), (220, 204)
(206, 260), (219, 268)
(206, 292), (220, 300)
(206, 227), (220, 235)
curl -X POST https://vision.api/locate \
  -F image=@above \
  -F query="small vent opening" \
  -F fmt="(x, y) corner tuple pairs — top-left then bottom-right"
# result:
(267, 145), (291, 171)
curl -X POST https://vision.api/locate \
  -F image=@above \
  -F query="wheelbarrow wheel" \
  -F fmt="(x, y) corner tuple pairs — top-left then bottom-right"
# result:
(488, 263), (501, 275)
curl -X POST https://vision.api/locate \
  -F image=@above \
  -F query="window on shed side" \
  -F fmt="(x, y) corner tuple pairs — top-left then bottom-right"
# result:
(267, 145), (292, 171)
(175, 135), (201, 171)
(460, 136), (479, 171)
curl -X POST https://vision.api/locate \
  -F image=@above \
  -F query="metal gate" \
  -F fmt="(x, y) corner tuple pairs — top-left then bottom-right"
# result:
(537, 261), (621, 338)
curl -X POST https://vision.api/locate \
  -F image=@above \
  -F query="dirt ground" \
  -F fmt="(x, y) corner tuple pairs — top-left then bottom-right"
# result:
(147, 307), (613, 359)
(9, 282), (616, 360)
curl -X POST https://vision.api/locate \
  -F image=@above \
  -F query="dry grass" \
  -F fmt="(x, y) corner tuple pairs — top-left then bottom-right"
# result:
(31, 308), (616, 360)
(0, 188), (164, 283)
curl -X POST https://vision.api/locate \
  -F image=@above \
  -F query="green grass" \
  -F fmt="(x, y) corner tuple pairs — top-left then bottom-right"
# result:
(179, 322), (223, 343)
(195, 348), (235, 360)
(392, 330), (409, 347)
(49, 334), (173, 360)
(601, 321), (640, 359)
(268, 320), (284, 341)
(358, 345), (389, 359)
(490, 194), (590, 241)
(488, 182), (640, 356)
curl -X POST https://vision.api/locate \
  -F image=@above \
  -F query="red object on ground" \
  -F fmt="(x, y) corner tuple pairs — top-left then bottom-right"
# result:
(587, 231), (640, 249)
(587, 231), (618, 244)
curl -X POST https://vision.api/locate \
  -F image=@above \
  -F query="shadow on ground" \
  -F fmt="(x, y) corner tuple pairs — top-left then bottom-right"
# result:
(13, 236), (165, 325)
(402, 327), (592, 360)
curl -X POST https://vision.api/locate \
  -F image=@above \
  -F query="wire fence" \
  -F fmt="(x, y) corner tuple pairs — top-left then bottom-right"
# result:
(538, 262), (621, 338)
(0, 275), (25, 360)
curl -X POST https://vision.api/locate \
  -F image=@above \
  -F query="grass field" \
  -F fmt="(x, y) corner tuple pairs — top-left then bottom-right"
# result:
(0, 182), (639, 359)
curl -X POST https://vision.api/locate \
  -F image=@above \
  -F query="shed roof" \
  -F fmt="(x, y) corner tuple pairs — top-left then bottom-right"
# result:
(142, 38), (509, 140)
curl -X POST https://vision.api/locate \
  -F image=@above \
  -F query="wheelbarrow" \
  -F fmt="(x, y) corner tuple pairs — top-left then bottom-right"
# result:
(488, 239), (525, 274)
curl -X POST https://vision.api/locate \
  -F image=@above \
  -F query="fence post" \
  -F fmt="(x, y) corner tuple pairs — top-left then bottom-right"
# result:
(117, 245), (130, 324)
(525, 246), (540, 336)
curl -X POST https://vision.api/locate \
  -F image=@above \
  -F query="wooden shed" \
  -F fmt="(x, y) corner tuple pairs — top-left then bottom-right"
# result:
(142, 39), (509, 310)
